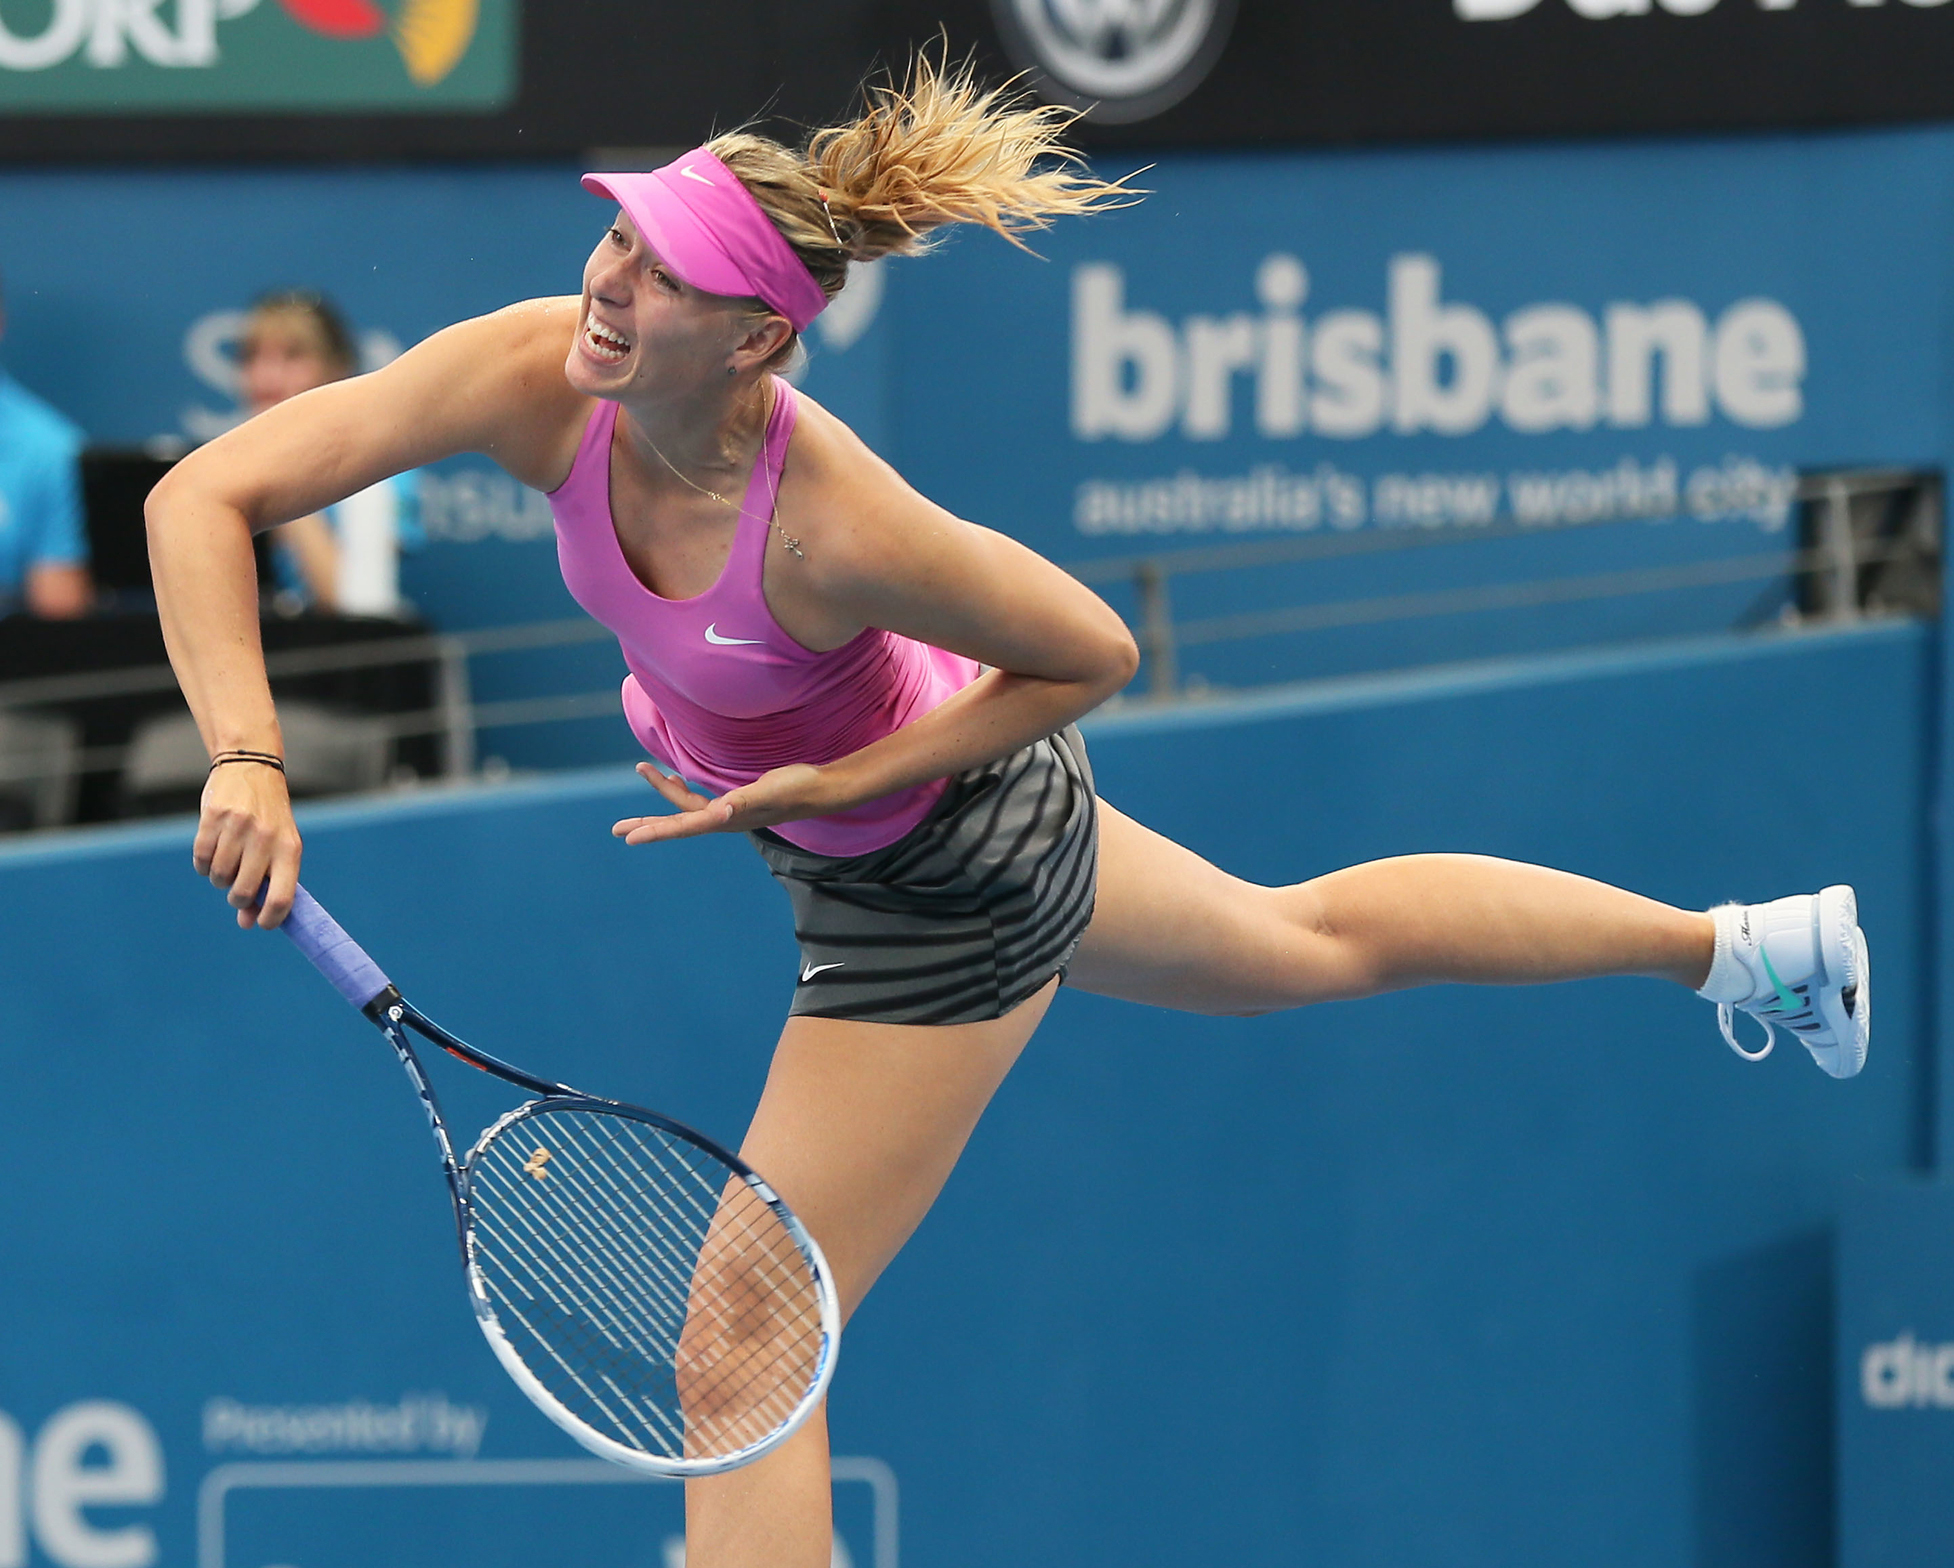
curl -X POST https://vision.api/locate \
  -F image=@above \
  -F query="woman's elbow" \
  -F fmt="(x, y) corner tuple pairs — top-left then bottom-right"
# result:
(144, 461), (204, 544)
(1092, 624), (1141, 696)
(145, 456), (252, 547)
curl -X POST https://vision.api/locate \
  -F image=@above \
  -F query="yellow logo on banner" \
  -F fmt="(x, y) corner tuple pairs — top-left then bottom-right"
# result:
(395, 0), (476, 85)
(277, 0), (476, 87)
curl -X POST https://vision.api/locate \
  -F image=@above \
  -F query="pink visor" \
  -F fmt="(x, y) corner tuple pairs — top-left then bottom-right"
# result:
(583, 149), (829, 333)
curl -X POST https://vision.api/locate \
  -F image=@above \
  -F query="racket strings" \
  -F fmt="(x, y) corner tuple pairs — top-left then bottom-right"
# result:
(580, 1133), (820, 1454)
(482, 1179), (686, 1387)
(475, 1129), (727, 1446)
(570, 1117), (823, 1449)
(504, 1120), (703, 1334)
(467, 1107), (825, 1462)
(470, 1154), (693, 1447)
(553, 1121), (820, 1410)
(589, 1122), (825, 1449)
(474, 1143), (742, 1452)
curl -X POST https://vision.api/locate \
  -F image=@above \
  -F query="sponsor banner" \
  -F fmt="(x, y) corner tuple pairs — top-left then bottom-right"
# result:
(0, 0), (517, 112)
(1838, 1182), (1954, 1568)
(879, 129), (1952, 686)
(1, 128), (1949, 685)
(898, 129), (1948, 562)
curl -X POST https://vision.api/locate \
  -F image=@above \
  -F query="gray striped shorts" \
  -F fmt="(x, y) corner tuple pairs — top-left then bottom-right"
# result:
(749, 726), (1099, 1026)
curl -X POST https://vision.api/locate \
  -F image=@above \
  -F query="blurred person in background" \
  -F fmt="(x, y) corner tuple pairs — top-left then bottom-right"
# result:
(0, 268), (91, 619)
(237, 290), (417, 617)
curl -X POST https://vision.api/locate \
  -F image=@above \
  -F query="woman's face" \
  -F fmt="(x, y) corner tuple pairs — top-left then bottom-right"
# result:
(566, 210), (782, 400)
(239, 313), (346, 415)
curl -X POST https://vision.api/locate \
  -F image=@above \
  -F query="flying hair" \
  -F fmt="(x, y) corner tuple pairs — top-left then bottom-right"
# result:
(706, 46), (1143, 335)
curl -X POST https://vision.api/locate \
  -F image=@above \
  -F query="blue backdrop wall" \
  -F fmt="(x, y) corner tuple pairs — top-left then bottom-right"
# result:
(0, 619), (1922, 1568)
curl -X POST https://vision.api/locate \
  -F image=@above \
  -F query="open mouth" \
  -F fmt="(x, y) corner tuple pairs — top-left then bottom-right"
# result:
(585, 318), (632, 363)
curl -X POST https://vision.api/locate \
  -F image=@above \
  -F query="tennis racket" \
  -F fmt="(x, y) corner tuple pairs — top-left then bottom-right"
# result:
(263, 882), (840, 1477)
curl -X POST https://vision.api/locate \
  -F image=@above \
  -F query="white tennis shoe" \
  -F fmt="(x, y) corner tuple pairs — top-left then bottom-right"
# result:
(1697, 886), (1869, 1079)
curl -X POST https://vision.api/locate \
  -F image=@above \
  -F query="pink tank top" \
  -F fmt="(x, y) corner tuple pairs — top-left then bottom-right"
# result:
(549, 379), (981, 856)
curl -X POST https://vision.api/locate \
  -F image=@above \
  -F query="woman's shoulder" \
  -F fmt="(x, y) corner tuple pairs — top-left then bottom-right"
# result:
(442, 296), (584, 391)
(776, 383), (970, 593)
(410, 297), (592, 489)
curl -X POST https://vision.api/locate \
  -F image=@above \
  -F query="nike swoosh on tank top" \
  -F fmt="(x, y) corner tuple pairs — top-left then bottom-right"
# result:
(548, 377), (981, 856)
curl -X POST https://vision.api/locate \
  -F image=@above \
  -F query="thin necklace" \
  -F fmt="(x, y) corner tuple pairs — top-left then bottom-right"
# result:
(644, 436), (735, 507)
(640, 415), (805, 560)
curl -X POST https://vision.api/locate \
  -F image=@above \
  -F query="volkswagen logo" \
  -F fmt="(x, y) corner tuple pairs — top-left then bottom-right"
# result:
(992, 0), (1237, 124)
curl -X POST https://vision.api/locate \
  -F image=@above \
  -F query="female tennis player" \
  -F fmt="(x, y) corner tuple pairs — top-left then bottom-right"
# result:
(147, 54), (1868, 1568)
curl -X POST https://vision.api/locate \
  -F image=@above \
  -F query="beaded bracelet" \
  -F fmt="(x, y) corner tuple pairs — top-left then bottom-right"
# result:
(208, 750), (287, 776)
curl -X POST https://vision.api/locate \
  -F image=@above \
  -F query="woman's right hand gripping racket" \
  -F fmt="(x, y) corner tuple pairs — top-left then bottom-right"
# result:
(266, 882), (839, 1476)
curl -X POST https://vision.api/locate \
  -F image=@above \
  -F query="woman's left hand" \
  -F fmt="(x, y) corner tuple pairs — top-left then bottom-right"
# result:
(611, 762), (833, 844)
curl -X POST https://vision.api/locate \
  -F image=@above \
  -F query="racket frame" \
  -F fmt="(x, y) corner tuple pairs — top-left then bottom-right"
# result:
(276, 886), (841, 1479)
(457, 1093), (838, 1477)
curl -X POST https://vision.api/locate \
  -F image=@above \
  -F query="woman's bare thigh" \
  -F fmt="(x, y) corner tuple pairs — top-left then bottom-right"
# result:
(1068, 798), (1339, 1015)
(736, 976), (1059, 1319)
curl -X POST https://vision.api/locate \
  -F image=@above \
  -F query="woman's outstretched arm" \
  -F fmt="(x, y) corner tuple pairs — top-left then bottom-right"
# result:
(146, 298), (587, 927)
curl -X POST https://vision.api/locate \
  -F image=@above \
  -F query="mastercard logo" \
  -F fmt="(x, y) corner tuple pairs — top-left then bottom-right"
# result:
(277, 0), (479, 86)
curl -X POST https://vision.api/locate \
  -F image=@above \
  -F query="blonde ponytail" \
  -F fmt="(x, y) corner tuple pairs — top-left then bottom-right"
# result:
(707, 48), (1141, 322)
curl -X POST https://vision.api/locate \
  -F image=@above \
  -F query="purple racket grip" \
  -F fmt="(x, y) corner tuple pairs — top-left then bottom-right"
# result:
(282, 884), (393, 1011)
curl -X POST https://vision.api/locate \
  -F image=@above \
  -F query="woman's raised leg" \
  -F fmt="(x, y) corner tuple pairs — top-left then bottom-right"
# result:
(1069, 799), (1714, 1015)
(682, 978), (1059, 1568)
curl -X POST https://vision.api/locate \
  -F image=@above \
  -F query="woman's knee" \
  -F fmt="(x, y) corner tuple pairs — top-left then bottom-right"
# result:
(1250, 880), (1392, 1007)
(1165, 884), (1385, 1015)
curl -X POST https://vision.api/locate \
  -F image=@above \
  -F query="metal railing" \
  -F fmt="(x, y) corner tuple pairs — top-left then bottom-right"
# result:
(0, 617), (620, 789)
(0, 467), (1937, 815)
